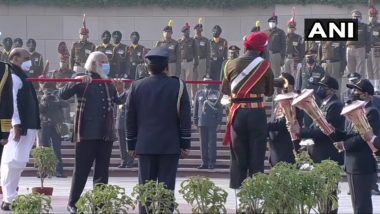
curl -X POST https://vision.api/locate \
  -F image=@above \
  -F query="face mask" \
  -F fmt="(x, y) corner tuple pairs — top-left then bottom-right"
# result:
(350, 93), (361, 101)
(21, 60), (32, 72)
(102, 36), (110, 44)
(101, 63), (110, 76)
(131, 35), (139, 44)
(306, 58), (315, 65)
(269, 22), (276, 29)
(316, 88), (327, 99)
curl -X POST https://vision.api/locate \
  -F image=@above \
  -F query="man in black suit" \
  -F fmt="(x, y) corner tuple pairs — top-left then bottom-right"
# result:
(335, 79), (380, 214)
(126, 47), (191, 213)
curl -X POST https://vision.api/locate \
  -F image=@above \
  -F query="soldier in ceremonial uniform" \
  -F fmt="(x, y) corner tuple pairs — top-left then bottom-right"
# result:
(155, 20), (181, 77)
(251, 20), (261, 33)
(265, 12), (286, 78)
(179, 23), (198, 99)
(210, 25), (227, 81)
(346, 10), (370, 78)
(297, 50), (325, 91)
(126, 47), (191, 213)
(268, 73), (302, 166)
(26, 39), (44, 79)
(1, 37), (13, 62)
(96, 31), (115, 77)
(13, 38), (23, 48)
(135, 49), (151, 80)
(319, 41), (346, 90)
(342, 72), (361, 103)
(193, 19), (210, 91)
(283, 11), (304, 78)
(368, 6), (380, 92)
(70, 16), (96, 73)
(194, 76), (223, 170)
(129, 32), (146, 80)
(222, 32), (274, 189)
(220, 45), (240, 81)
(112, 31), (129, 79)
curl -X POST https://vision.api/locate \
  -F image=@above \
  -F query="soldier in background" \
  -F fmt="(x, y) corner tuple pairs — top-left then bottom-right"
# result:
(265, 12), (286, 78)
(346, 10), (370, 78)
(112, 31), (129, 79)
(96, 31), (115, 76)
(194, 76), (223, 170)
(70, 16), (96, 73)
(135, 48), (151, 79)
(220, 45), (240, 81)
(193, 19), (210, 91)
(13, 38), (23, 48)
(155, 20), (181, 77)
(305, 41), (319, 54)
(179, 23), (198, 99)
(368, 6), (380, 92)
(26, 39), (44, 79)
(251, 20), (261, 32)
(283, 10), (304, 78)
(1, 37), (12, 62)
(129, 32), (146, 80)
(210, 25), (227, 81)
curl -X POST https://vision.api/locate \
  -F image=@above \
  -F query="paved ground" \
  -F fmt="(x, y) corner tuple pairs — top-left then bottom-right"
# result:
(0, 177), (379, 213)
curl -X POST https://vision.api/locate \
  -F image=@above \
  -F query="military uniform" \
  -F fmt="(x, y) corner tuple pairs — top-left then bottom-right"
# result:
(155, 39), (181, 77)
(319, 41), (346, 90)
(70, 41), (95, 72)
(284, 33), (304, 76)
(129, 44), (146, 79)
(368, 7), (380, 90)
(305, 41), (319, 53)
(179, 35), (198, 98)
(96, 43), (115, 76)
(210, 38), (227, 81)
(29, 51), (44, 78)
(222, 33), (274, 188)
(112, 43), (129, 78)
(0, 51), (11, 63)
(194, 85), (223, 169)
(194, 35), (210, 84)
(265, 22), (286, 78)
(298, 64), (325, 91)
(1, 38), (12, 63)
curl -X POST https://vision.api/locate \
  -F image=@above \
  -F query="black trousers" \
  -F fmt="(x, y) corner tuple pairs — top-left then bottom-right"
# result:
(199, 126), (217, 165)
(117, 129), (134, 166)
(209, 59), (223, 81)
(130, 64), (137, 80)
(230, 108), (268, 189)
(68, 140), (113, 207)
(347, 172), (374, 214)
(41, 124), (63, 174)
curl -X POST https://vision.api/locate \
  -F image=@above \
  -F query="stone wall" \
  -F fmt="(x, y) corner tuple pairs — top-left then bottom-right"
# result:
(0, 3), (377, 68)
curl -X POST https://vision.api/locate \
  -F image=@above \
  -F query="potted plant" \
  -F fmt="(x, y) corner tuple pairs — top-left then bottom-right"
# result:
(132, 181), (179, 214)
(31, 147), (58, 195)
(76, 183), (135, 213)
(179, 176), (228, 214)
(12, 192), (52, 214)
(238, 173), (268, 214)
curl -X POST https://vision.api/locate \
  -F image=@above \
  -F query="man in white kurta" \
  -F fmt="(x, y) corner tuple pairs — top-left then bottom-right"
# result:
(0, 48), (40, 210)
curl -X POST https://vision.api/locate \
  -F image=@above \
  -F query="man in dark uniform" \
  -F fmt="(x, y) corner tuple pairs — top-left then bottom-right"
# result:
(210, 25), (227, 81)
(347, 10), (370, 78)
(1, 37), (13, 62)
(268, 72), (302, 166)
(126, 47), (191, 213)
(283, 11), (305, 78)
(194, 76), (223, 170)
(343, 72), (361, 103)
(368, 6), (380, 92)
(13, 38), (23, 48)
(112, 31), (129, 79)
(220, 45), (240, 81)
(297, 50), (325, 91)
(70, 18), (96, 73)
(96, 31), (115, 77)
(135, 49), (151, 80)
(193, 20), (210, 91)
(251, 20), (261, 32)
(179, 23), (198, 99)
(26, 39), (44, 80)
(265, 12), (286, 78)
(319, 41), (346, 90)
(335, 79), (380, 213)
(128, 31), (146, 80)
(155, 20), (181, 77)
(222, 32), (274, 189)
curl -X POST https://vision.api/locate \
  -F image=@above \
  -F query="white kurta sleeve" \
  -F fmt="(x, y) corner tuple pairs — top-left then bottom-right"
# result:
(11, 74), (23, 126)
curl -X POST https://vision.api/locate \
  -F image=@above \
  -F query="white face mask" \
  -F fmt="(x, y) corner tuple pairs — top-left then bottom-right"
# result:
(269, 22), (276, 29)
(21, 60), (32, 72)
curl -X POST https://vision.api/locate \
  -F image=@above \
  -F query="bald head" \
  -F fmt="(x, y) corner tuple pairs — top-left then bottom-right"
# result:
(9, 48), (31, 67)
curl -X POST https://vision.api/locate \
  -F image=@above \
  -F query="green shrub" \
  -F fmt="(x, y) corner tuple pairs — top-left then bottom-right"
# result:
(12, 192), (52, 214)
(32, 147), (58, 188)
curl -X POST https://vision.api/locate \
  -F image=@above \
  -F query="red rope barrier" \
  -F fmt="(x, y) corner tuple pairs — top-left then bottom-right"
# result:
(27, 78), (223, 85)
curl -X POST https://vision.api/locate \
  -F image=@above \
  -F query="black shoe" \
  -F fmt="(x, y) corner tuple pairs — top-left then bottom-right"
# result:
(56, 173), (67, 178)
(371, 189), (380, 195)
(197, 164), (208, 169)
(118, 164), (127, 168)
(67, 205), (77, 214)
(208, 164), (215, 169)
(1, 202), (11, 211)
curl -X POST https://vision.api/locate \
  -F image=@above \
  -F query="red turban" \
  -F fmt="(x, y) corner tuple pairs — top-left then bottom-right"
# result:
(244, 32), (269, 52)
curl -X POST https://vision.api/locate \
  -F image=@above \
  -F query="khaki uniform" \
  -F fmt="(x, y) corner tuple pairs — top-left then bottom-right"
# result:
(0, 51), (10, 63)
(194, 36), (210, 91)
(113, 43), (129, 78)
(368, 22), (380, 90)
(128, 44), (146, 79)
(346, 22), (370, 77)
(319, 41), (346, 89)
(70, 41), (96, 72)
(265, 28), (286, 78)
(283, 33), (304, 77)
(29, 52), (44, 78)
(210, 38), (227, 80)
(305, 41), (319, 53)
(96, 43), (115, 77)
(155, 39), (181, 77)
(178, 37), (198, 99)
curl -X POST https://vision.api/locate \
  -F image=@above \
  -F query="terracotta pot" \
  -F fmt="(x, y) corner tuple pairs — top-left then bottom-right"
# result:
(31, 187), (53, 196)
(0, 186), (19, 194)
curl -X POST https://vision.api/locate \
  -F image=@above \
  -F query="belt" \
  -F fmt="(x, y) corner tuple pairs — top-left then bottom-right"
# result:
(231, 93), (264, 99)
(321, 59), (340, 63)
(231, 97), (264, 103)
(238, 102), (265, 109)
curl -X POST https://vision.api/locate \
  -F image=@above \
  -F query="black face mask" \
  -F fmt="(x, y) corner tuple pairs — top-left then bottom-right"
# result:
(306, 58), (315, 65)
(102, 35), (111, 44)
(350, 93), (361, 101)
(131, 35), (139, 44)
(316, 87), (328, 99)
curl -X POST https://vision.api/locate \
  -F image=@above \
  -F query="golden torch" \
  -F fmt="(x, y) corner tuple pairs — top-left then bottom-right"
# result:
(341, 100), (380, 157)
(292, 89), (335, 135)
(274, 92), (300, 141)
